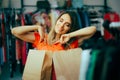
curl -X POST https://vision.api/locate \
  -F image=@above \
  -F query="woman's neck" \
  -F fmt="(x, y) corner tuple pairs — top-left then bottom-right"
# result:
(55, 34), (61, 41)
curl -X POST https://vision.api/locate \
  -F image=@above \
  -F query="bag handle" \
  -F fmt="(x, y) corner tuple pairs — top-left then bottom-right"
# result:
(65, 43), (73, 49)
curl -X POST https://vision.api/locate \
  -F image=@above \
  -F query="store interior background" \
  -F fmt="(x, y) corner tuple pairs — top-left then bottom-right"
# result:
(1, 0), (120, 15)
(0, 0), (120, 80)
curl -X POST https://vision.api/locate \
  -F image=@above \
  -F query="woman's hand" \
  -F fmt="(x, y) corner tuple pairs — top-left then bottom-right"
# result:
(59, 34), (70, 44)
(37, 23), (45, 42)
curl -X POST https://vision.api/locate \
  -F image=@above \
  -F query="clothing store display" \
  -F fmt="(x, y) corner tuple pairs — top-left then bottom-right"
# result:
(85, 39), (120, 80)
(1, 0), (120, 80)
(0, 8), (28, 78)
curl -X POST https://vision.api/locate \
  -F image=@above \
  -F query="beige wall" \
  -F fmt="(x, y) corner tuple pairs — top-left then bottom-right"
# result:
(108, 0), (120, 15)
(84, 0), (120, 15)
(1, 0), (21, 8)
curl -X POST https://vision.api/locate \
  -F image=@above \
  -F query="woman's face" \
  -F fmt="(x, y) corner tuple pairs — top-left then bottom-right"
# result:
(55, 14), (71, 34)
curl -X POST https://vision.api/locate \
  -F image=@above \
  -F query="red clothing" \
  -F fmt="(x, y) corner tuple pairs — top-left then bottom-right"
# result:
(103, 12), (120, 40)
(33, 32), (79, 80)
(33, 32), (79, 51)
(104, 12), (120, 22)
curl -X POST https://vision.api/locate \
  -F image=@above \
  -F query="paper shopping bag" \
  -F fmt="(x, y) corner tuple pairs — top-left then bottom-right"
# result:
(41, 50), (53, 80)
(22, 49), (53, 80)
(22, 50), (45, 80)
(53, 48), (82, 80)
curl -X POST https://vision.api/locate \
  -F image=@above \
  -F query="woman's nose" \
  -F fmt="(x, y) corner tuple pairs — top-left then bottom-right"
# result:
(60, 22), (64, 28)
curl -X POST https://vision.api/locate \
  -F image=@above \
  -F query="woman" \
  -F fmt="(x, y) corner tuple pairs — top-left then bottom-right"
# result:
(11, 10), (96, 79)
(11, 11), (96, 50)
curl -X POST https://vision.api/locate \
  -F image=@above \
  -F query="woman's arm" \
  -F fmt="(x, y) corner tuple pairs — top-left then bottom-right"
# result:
(69, 26), (96, 43)
(59, 26), (96, 44)
(11, 25), (41, 43)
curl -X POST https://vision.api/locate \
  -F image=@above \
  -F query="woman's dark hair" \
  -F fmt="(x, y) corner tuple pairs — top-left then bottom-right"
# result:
(56, 10), (80, 33)
(48, 10), (80, 49)
(62, 11), (80, 49)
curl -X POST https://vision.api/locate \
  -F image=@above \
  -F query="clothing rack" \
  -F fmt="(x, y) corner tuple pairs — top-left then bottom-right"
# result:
(0, 8), (24, 78)
(22, 0), (79, 13)
(0, 8), (24, 13)
(83, 4), (111, 8)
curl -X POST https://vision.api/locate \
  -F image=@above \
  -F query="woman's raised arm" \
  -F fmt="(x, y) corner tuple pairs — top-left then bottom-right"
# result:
(59, 26), (96, 44)
(11, 25), (39, 43)
(69, 26), (96, 43)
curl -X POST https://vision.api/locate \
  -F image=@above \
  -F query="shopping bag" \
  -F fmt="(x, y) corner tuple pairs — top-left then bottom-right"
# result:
(53, 48), (82, 80)
(22, 49), (53, 80)
(41, 50), (53, 80)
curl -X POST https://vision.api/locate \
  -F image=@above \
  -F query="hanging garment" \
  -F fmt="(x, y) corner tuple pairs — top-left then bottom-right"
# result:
(86, 38), (106, 80)
(21, 14), (27, 66)
(86, 39), (120, 80)
(0, 13), (3, 66)
(0, 18), (2, 47)
(86, 49), (102, 80)
(104, 12), (120, 22)
(78, 10), (90, 28)
(0, 47), (4, 66)
(1, 13), (7, 63)
(15, 13), (23, 61)
(75, 10), (82, 29)
(79, 49), (91, 80)
(103, 12), (120, 40)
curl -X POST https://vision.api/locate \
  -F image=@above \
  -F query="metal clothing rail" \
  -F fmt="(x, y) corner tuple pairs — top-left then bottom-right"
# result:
(0, 8), (24, 13)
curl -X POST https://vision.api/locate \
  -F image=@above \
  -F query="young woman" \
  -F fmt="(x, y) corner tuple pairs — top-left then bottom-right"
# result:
(11, 11), (96, 51)
(11, 10), (96, 80)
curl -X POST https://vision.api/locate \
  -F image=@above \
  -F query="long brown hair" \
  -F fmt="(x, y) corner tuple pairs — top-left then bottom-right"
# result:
(47, 10), (80, 48)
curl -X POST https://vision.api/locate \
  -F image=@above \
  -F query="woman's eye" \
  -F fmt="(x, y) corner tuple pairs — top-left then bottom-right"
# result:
(66, 24), (71, 27)
(59, 18), (63, 22)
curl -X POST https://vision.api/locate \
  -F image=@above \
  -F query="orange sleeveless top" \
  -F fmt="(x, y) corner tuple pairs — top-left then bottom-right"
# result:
(33, 32), (78, 51)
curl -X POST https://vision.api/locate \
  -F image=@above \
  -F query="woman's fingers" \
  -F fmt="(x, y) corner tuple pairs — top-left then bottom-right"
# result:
(38, 26), (45, 42)
(54, 40), (60, 44)
(60, 34), (70, 44)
